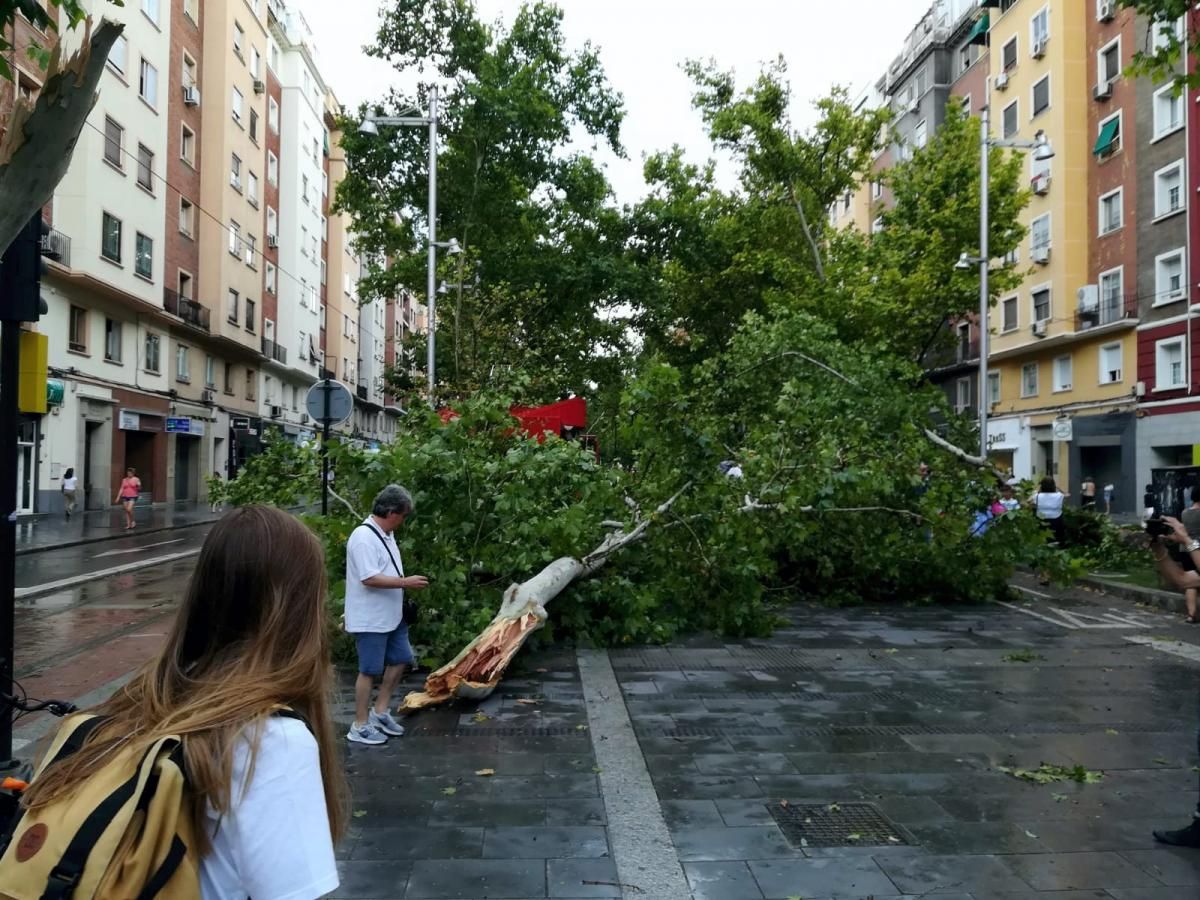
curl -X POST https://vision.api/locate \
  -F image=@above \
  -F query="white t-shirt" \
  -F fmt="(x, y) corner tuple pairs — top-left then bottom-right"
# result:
(200, 716), (338, 900)
(1035, 491), (1065, 520)
(62, 476), (78, 491)
(344, 517), (404, 633)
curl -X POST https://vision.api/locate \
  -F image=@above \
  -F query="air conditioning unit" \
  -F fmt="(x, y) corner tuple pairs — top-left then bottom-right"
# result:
(253, 79), (266, 94)
(267, 234), (279, 248)
(1031, 173), (1051, 195)
(1135, 380), (1147, 398)
(300, 413), (310, 424)
(202, 389), (215, 404)
(1032, 38), (1047, 59)
(1032, 320), (1048, 338)
(1098, 0), (1115, 22)
(1076, 284), (1099, 312)
(183, 86), (200, 106)
(1093, 81), (1113, 101)
(909, 97), (921, 114)
(270, 404), (282, 418)
(995, 72), (1010, 91)
(1032, 245), (1051, 264)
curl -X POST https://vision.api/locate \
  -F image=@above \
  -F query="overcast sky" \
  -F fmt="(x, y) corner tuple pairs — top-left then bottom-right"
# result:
(300, 0), (932, 204)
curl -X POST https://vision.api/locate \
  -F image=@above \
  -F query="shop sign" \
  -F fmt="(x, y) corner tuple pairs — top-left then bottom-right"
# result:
(1053, 416), (1073, 442)
(118, 410), (140, 430)
(166, 417), (207, 436)
(46, 379), (64, 407)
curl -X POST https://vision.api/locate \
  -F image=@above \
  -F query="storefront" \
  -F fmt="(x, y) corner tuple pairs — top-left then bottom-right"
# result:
(1066, 410), (1136, 514)
(985, 415), (1031, 482)
(166, 413), (210, 502)
(228, 415), (264, 479)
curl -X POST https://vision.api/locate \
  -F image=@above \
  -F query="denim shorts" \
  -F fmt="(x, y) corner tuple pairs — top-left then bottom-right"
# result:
(354, 625), (414, 676)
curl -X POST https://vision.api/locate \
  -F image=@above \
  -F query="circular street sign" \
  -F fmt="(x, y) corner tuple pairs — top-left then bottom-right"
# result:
(305, 379), (354, 425)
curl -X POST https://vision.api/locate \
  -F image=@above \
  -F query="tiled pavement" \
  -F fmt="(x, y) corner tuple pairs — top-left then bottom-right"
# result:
(337, 578), (1200, 899)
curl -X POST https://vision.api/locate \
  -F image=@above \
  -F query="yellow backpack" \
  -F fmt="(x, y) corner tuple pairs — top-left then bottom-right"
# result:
(0, 715), (199, 899)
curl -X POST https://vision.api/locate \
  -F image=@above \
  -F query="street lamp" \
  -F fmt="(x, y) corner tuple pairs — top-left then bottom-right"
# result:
(360, 87), (442, 408)
(972, 111), (1054, 460)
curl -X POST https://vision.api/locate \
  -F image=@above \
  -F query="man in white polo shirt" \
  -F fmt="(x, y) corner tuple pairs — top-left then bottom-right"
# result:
(345, 484), (428, 745)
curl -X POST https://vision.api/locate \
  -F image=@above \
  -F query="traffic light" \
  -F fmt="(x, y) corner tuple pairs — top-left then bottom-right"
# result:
(0, 215), (49, 323)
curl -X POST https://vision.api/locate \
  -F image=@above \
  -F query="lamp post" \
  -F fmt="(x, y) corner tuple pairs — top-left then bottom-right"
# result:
(962, 110), (1054, 460)
(360, 87), (460, 408)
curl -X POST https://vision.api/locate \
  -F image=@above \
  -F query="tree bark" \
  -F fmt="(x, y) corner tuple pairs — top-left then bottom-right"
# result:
(0, 18), (124, 254)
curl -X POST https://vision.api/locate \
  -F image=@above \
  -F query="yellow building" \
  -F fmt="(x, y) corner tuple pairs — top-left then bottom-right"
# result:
(982, 0), (1135, 489)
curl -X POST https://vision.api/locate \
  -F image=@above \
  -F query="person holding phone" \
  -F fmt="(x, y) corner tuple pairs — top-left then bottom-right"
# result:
(344, 484), (429, 745)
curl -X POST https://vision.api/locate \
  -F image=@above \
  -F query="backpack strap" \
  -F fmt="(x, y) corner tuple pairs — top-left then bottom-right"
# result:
(272, 707), (312, 734)
(133, 835), (187, 900)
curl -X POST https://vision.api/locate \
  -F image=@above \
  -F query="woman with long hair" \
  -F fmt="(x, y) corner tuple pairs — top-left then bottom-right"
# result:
(21, 505), (347, 898)
(114, 467), (141, 530)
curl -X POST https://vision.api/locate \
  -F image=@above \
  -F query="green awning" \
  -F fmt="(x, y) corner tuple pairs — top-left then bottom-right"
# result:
(1094, 118), (1120, 156)
(966, 14), (990, 46)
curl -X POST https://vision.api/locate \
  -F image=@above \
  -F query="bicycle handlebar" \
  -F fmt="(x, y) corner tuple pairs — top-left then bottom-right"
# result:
(1, 693), (76, 717)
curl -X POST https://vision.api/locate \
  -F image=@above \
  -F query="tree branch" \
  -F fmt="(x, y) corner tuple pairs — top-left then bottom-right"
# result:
(327, 484), (362, 520)
(788, 181), (826, 282)
(923, 428), (1009, 481)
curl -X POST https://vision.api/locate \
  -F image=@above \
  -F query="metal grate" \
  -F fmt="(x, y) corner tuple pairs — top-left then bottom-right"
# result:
(768, 801), (907, 848)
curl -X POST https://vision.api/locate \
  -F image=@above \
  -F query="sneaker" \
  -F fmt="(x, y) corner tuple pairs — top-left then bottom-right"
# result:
(346, 722), (387, 745)
(369, 709), (405, 737)
(1154, 820), (1200, 848)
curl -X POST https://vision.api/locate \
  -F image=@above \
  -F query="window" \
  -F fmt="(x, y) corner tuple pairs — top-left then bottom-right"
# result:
(871, 180), (883, 200)
(229, 220), (241, 256)
(960, 45), (972, 73)
(136, 144), (154, 192)
(104, 117), (123, 169)
(182, 53), (197, 89)
(301, 278), (310, 308)
(1099, 188), (1122, 234)
(268, 97), (279, 132)
(301, 226), (309, 256)
(101, 212), (122, 263)
(1032, 286), (1051, 322)
(108, 34), (128, 74)
(302, 175), (309, 205)
(1052, 355), (1072, 392)
(913, 119), (927, 149)
(1031, 213), (1051, 252)
(231, 154), (243, 191)
(987, 372), (1001, 407)
(248, 171), (259, 206)
(1095, 111), (1121, 156)
(176, 344), (190, 382)
(1002, 296), (1018, 332)
(1100, 267), (1124, 322)
(201, 354), (213, 388)
(1002, 36), (1018, 70)
(180, 124), (195, 165)
(321, 216), (328, 241)
(1157, 338), (1186, 389)
(179, 197), (194, 236)
(1152, 15), (1184, 53)
(265, 262), (277, 294)
(134, 233), (153, 279)
(267, 207), (277, 239)
(184, 0), (197, 22)
(1031, 7), (1049, 48)
(139, 59), (157, 107)
(955, 378), (971, 414)
(344, 313), (352, 337)
(245, 234), (257, 268)
(1099, 38), (1121, 85)
(310, 234), (318, 259)
(267, 151), (278, 185)
(1154, 84), (1183, 139)
(245, 298), (256, 332)
(178, 271), (193, 300)
(1156, 248), (1186, 304)
(245, 369), (256, 401)
(1002, 100), (1018, 139)
(1099, 343), (1123, 384)
(1021, 363), (1039, 398)
(228, 288), (239, 323)
(250, 47), (261, 79)
(231, 87), (244, 124)
(69, 306), (88, 353)
(223, 362), (234, 394)
(233, 22), (244, 56)
(1032, 75), (1050, 117)
(144, 332), (160, 373)
(321, 259), (326, 285)
(1155, 161), (1184, 217)
(141, 0), (160, 24)
(269, 42), (280, 73)
(104, 318), (122, 363)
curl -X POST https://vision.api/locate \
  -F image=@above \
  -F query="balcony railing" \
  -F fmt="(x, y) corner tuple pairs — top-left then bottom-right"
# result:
(356, 384), (367, 400)
(1075, 292), (1138, 331)
(163, 288), (211, 331)
(261, 336), (288, 365)
(40, 228), (70, 267)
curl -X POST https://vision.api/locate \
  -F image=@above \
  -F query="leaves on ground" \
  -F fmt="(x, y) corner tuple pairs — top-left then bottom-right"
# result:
(515, 698), (541, 705)
(472, 712), (491, 723)
(441, 787), (457, 796)
(845, 832), (861, 841)
(1153, 757), (1171, 765)
(353, 809), (368, 818)
(995, 763), (1103, 785)
(1024, 829), (1038, 839)
(475, 768), (496, 777)
(1105, 728), (1120, 735)
(1002, 650), (1044, 663)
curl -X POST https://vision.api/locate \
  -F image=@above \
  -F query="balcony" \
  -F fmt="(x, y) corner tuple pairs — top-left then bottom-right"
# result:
(1076, 292), (1138, 331)
(40, 228), (70, 267)
(356, 384), (367, 401)
(261, 336), (287, 365)
(163, 289), (211, 331)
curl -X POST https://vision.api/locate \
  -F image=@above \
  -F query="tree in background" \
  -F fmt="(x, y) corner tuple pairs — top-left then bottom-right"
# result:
(1118, 1), (1194, 88)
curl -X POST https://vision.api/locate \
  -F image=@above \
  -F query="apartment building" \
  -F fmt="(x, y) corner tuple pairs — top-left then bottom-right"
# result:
(322, 101), (361, 437)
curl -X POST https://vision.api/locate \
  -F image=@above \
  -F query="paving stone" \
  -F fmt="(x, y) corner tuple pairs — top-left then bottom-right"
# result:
(546, 858), (621, 898)
(747, 857), (900, 898)
(873, 853), (1034, 894)
(1004, 850), (1171, 891)
(350, 826), (484, 861)
(671, 825), (799, 861)
(652, 773), (764, 799)
(714, 798), (778, 827)
(683, 861), (765, 899)
(403, 859), (546, 899)
(692, 752), (798, 775)
(1119, 848), (1200, 886)
(331, 861), (412, 898)
(543, 799), (607, 827)
(481, 826), (609, 859)
(1106, 889), (1200, 900)
(661, 798), (725, 827)
(428, 799), (546, 827)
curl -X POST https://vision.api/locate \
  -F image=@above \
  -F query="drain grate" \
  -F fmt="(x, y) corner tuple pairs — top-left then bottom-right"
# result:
(768, 801), (908, 848)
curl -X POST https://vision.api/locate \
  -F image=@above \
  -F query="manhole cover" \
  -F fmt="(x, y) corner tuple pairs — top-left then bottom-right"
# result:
(767, 802), (908, 848)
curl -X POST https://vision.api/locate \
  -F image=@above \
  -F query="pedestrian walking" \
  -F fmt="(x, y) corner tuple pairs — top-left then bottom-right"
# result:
(1103, 482), (1115, 515)
(9, 505), (346, 896)
(345, 484), (429, 746)
(210, 470), (223, 513)
(61, 467), (78, 519)
(1081, 474), (1096, 510)
(1031, 477), (1068, 545)
(1177, 487), (1200, 624)
(114, 467), (141, 531)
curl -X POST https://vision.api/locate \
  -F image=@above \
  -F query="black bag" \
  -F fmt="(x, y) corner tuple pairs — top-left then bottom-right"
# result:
(355, 523), (420, 625)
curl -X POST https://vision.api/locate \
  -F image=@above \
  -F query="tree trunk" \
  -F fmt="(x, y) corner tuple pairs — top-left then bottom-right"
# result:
(0, 18), (124, 254)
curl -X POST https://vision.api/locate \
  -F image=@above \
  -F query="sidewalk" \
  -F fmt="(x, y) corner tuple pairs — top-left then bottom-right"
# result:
(15, 501), (222, 555)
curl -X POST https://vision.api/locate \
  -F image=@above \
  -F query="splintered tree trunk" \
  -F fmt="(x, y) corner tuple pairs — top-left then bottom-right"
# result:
(0, 18), (124, 254)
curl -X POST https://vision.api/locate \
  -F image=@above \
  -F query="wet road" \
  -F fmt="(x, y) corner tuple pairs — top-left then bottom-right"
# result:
(14, 524), (212, 590)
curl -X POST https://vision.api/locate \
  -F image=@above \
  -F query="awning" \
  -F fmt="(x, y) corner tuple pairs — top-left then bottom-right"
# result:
(1094, 118), (1120, 156)
(966, 14), (990, 46)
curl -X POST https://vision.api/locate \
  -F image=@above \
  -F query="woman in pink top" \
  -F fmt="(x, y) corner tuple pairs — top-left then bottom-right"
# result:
(114, 466), (141, 530)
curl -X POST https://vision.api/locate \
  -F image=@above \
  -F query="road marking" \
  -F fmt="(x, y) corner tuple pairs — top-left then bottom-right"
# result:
(578, 648), (691, 900)
(998, 600), (1152, 630)
(16, 550), (201, 600)
(92, 538), (185, 558)
(1125, 634), (1200, 664)
(1012, 585), (1052, 599)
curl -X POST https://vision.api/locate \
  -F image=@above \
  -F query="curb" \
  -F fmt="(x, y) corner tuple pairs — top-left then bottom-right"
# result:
(1077, 574), (1186, 615)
